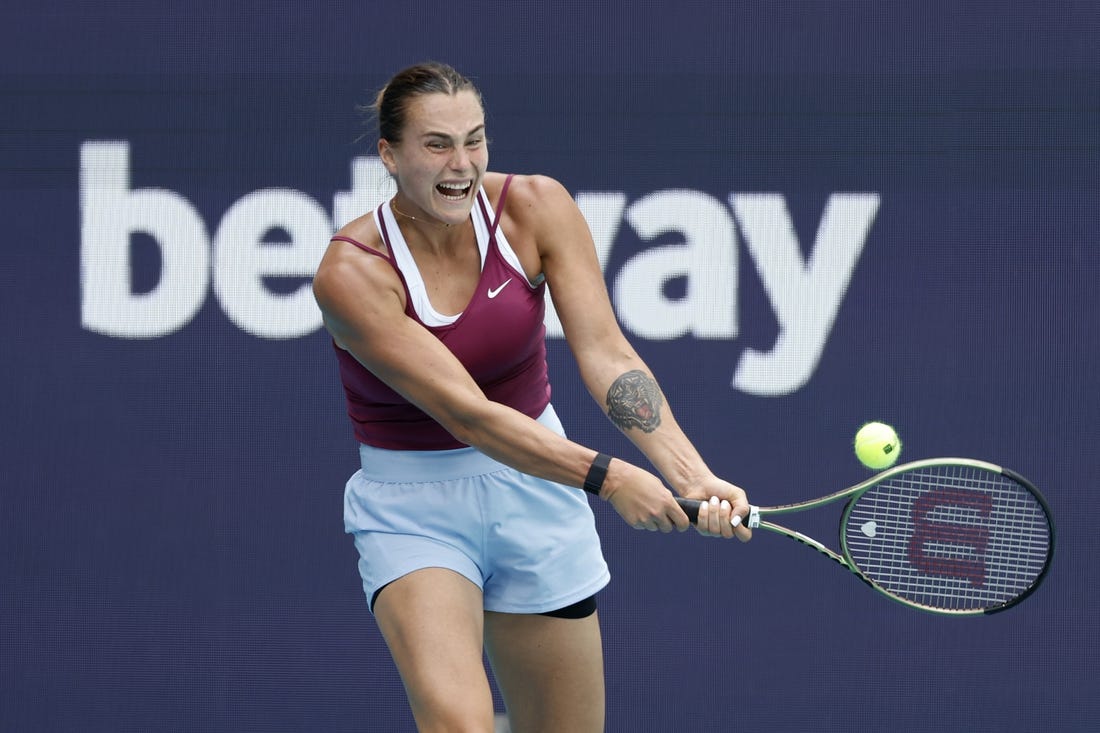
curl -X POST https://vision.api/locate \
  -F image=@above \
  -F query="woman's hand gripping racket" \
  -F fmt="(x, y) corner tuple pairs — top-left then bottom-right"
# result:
(676, 458), (1055, 616)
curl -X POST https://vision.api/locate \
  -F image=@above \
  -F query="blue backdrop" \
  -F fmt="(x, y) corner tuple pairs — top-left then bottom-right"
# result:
(2, 2), (1097, 731)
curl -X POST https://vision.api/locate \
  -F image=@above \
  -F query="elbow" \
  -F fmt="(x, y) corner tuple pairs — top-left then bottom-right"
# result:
(434, 403), (495, 449)
(445, 419), (479, 447)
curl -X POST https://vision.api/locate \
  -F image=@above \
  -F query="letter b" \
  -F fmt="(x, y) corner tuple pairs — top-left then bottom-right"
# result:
(80, 141), (209, 338)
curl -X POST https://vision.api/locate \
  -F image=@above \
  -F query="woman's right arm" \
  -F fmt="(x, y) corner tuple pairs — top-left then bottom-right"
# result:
(311, 238), (691, 533)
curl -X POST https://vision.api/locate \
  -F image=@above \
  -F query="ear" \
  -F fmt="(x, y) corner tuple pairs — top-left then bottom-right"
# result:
(378, 139), (398, 175)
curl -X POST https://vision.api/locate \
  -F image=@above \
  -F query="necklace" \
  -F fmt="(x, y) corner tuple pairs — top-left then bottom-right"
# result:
(391, 199), (452, 228)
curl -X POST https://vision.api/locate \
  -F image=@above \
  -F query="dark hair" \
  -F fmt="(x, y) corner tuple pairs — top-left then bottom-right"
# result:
(365, 61), (482, 144)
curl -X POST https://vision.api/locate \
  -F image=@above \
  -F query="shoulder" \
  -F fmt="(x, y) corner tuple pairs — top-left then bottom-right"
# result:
(313, 211), (399, 313)
(333, 209), (386, 253)
(484, 172), (580, 238)
(484, 172), (573, 211)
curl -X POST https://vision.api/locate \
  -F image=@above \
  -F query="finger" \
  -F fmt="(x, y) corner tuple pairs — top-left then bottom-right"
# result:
(718, 499), (735, 539)
(695, 493), (712, 534)
(670, 501), (691, 532)
(730, 497), (750, 528)
(694, 495), (710, 533)
(726, 495), (751, 540)
(703, 497), (728, 537)
(695, 496), (715, 536)
(732, 505), (752, 541)
(708, 496), (722, 535)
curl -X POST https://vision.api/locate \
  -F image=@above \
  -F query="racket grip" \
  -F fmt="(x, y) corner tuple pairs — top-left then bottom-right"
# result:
(676, 497), (757, 528)
(676, 497), (702, 522)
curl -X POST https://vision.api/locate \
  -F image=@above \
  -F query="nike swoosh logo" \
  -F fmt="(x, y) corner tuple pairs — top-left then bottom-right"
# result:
(487, 278), (513, 299)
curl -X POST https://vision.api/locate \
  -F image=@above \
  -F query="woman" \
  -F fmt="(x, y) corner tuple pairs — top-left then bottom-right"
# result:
(312, 61), (752, 732)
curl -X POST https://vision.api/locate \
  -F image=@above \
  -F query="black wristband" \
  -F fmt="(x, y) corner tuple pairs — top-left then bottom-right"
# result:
(583, 453), (612, 495)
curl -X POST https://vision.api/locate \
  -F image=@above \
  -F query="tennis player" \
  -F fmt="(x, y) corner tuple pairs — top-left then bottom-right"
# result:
(312, 61), (752, 733)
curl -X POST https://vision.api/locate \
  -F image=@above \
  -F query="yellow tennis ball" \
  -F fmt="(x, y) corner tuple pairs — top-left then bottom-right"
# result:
(854, 421), (901, 469)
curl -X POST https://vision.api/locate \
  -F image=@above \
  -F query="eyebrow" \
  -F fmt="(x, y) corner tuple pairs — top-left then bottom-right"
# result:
(421, 124), (486, 140)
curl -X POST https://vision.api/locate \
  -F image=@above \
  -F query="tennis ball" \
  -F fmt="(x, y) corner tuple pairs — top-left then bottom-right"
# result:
(854, 421), (901, 469)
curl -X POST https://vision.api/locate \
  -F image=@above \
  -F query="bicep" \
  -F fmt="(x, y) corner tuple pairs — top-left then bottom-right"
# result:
(531, 181), (637, 373)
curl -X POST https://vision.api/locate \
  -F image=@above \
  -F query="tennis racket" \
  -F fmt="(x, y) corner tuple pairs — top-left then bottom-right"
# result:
(676, 457), (1054, 616)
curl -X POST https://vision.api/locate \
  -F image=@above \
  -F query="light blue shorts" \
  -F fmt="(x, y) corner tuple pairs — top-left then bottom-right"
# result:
(343, 404), (611, 615)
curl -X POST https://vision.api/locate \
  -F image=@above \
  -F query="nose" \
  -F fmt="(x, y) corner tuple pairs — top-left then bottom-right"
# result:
(449, 146), (470, 171)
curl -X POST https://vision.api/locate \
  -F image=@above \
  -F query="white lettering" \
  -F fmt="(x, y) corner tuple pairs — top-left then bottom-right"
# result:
(80, 141), (209, 338)
(213, 189), (332, 339)
(77, 143), (882, 397)
(81, 141), (338, 341)
(730, 193), (881, 396)
(617, 190), (737, 339)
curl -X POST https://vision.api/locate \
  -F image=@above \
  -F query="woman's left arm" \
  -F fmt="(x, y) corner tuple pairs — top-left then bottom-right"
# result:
(504, 174), (751, 540)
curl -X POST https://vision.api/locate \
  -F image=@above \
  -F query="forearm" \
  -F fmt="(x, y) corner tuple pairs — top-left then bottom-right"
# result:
(586, 365), (713, 494)
(614, 399), (710, 492)
(447, 400), (601, 491)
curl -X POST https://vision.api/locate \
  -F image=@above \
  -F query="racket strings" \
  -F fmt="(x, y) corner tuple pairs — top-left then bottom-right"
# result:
(843, 464), (1051, 612)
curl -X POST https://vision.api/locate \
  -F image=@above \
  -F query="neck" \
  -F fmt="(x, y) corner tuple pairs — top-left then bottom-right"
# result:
(390, 197), (473, 257)
(391, 198), (452, 229)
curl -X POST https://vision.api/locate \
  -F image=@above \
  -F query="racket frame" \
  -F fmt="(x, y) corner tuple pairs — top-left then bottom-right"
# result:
(681, 457), (1055, 616)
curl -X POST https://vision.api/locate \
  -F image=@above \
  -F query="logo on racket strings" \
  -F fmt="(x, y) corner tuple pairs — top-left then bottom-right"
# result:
(907, 489), (993, 587)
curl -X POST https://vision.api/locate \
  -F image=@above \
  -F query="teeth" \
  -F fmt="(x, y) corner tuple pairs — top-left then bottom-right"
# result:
(437, 182), (469, 201)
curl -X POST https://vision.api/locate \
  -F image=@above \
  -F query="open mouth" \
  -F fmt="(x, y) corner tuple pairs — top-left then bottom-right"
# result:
(436, 181), (473, 200)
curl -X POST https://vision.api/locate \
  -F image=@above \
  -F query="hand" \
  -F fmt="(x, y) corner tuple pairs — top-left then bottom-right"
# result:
(600, 461), (692, 533)
(682, 477), (753, 541)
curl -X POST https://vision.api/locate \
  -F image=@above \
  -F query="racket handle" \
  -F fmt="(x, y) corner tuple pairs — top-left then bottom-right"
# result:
(676, 497), (702, 522)
(676, 497), (758, 528)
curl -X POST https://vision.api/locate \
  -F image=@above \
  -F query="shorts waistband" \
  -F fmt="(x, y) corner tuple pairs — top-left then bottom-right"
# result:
(357, 404), (563, 482)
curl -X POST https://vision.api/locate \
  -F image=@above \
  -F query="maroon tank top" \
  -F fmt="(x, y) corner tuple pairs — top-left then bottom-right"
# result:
(331, 176), (551, 449)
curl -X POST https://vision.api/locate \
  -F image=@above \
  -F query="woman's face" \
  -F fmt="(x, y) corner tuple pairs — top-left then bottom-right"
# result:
(380, 89), (488, 226)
